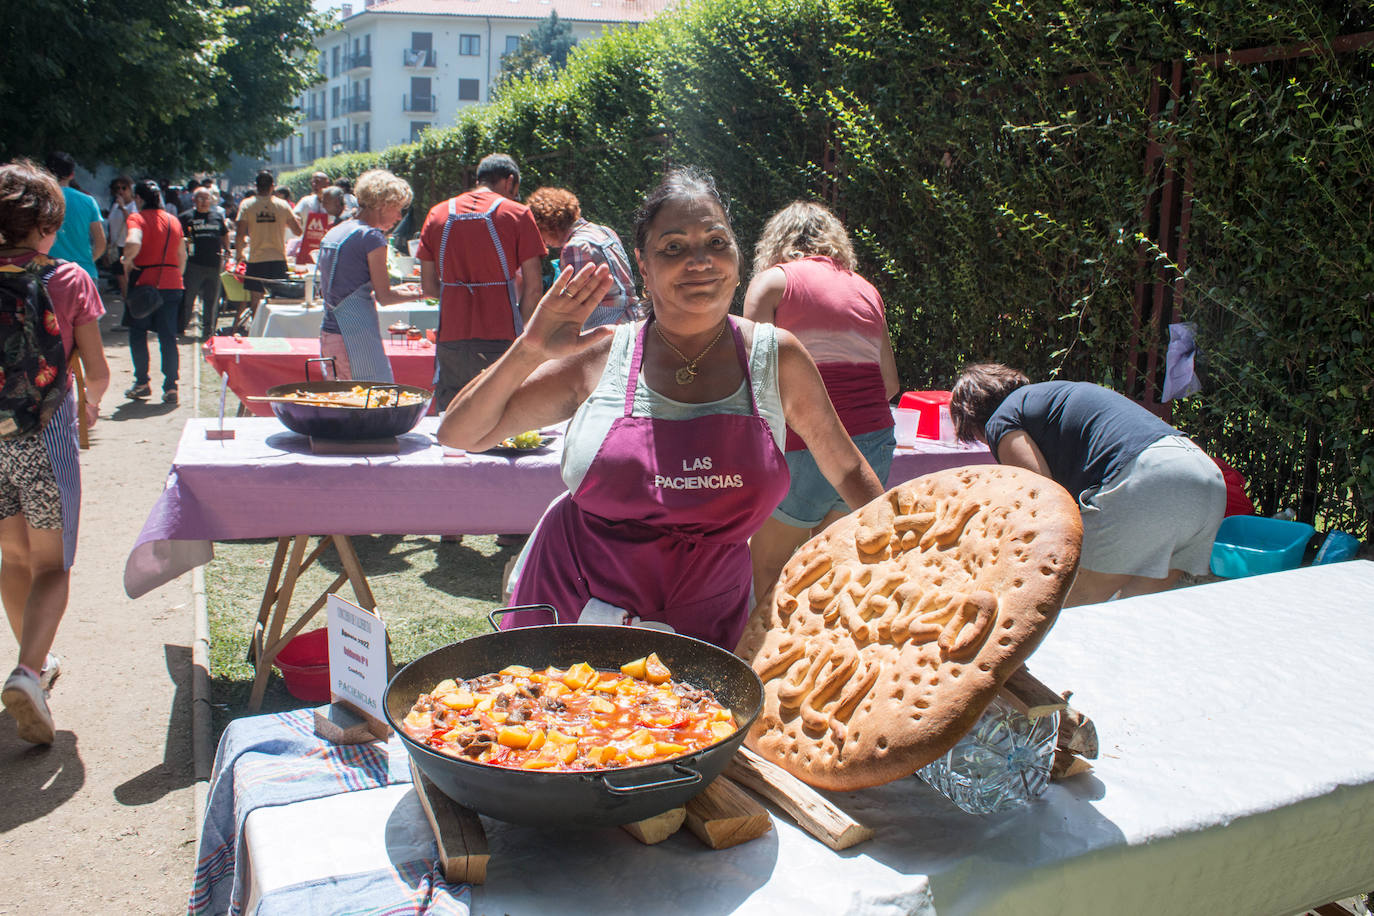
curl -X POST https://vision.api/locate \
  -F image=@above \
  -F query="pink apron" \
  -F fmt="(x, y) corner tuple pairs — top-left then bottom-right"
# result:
(508, 317), (790, 648)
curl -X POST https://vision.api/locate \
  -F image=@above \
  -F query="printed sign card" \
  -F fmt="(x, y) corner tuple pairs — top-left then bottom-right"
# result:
(324, 594), (391, 740)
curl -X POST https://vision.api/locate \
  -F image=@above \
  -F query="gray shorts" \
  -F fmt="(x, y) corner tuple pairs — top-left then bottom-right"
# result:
(433, 339), (512, 411)
(1078, 435), (1226, 577)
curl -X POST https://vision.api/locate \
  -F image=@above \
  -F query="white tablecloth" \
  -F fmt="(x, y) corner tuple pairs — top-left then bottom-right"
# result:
(249, 301), (440, 338)
(237, 562), (1374, 915)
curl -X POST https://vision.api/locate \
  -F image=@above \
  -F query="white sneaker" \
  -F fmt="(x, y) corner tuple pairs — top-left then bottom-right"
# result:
(40, 653), (61, 691)
(3, 667), (55, 745)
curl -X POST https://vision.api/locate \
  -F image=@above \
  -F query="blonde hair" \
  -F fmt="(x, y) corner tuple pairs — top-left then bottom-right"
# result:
(355, 169), (413, 213)
(751, 200), (855, 276)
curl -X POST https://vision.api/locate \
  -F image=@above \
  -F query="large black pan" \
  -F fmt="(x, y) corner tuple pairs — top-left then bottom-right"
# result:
(265, 379), (432, 440)
(385, 615), (764, 828)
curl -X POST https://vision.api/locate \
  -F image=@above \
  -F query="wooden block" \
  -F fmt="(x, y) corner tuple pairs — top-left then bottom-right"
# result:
(1001, 667), (1069, 719)
(684, 776), (772, 850)
(310, 436), (400, 456)
(409, 758), (489, 884)
(204, 428), (236, 440)
(724, 747), (873, 851)
(620, 806), (686, 845)
(313, 704), (382, 745)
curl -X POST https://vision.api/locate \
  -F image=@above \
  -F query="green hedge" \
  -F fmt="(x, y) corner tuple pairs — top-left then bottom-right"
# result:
(284, 0), (1374, 538)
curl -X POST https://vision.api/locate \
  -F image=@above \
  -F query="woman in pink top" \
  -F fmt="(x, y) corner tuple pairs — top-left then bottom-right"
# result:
(744, 201), (899, 602)
(0, 159), (111, 744)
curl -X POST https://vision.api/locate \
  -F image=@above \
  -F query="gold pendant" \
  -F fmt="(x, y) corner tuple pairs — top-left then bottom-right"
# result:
(675, 366), (696, 385)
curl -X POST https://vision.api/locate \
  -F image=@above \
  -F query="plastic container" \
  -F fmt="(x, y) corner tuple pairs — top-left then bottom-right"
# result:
(273, 627), (331, 702)
(917, 695), (1059, 815)
(1313, 530), (1361, 565)
(1209, 515), (1316, 579)
(899, 391), (954, 440)
(893, 408), (920, 447)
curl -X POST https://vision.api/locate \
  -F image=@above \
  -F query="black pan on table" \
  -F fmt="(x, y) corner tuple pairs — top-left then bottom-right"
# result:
(264, 380), (432, 441)
(385, 615), (764, 828)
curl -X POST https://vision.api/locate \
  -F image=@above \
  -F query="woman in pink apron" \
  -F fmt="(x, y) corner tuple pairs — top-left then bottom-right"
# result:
(437, 168), (885, 648)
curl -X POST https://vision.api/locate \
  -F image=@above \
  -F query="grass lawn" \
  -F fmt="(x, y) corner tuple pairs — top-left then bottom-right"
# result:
(196, 352), (509, 743)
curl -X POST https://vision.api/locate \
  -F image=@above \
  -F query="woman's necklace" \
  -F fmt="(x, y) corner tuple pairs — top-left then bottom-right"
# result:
(654, 319), (728, 385)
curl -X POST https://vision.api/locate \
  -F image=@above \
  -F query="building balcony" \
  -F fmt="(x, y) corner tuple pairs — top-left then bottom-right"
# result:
(403, 94), (438, 113)
(403, 48), (437, 68)
(302, 105), (325, 123)
(344, 52), (372, 72)
(300, 144), (322, 162)
(343, 95), (371, 115)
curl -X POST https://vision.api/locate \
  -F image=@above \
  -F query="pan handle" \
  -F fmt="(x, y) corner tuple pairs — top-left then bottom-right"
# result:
(365, 384), (402, 409)
(305, 356), (337, 381)
(601, 763), (701, 796)
(487, 603), (559, 631)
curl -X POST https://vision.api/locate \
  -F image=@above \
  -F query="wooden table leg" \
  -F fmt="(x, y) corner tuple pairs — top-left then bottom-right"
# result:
(331, 535), (376, 611)
(248, 534), (309, 712)
(248, 537), (292, 665)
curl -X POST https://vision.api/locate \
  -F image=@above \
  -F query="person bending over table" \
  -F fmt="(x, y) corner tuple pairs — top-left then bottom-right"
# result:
(315, 169), (423, 381)
(437, 167), (885, 648)
(948, 363), (1226, 606)
(526, 186), (640, 328)
(743, 201), (900, 604)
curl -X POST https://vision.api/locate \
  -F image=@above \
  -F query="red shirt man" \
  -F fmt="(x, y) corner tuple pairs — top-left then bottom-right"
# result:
(418, 153), (544, 408)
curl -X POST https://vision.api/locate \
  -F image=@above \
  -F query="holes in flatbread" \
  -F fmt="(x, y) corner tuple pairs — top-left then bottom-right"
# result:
(1012, 578), (1023, 588)
(998, 636), (1014, 647)
(1002, 618), (1016, 629)
(978, 661), (993, 672)
(913, 698), (930, 709)
(1040, 566), (1056, 577)
(948, 666), (962, 678)
(876, 736), (888, 752)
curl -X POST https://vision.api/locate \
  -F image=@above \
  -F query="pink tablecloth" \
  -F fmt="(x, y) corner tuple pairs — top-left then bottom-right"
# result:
(124, 418), (992, 598)
(203, 337), (437, 417)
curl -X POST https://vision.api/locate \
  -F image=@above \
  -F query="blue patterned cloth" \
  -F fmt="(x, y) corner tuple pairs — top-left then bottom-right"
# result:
(188, 709), (471, 916)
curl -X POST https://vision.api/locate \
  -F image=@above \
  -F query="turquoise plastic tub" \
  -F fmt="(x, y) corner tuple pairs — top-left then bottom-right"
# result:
(1209, 515), (1315, 578)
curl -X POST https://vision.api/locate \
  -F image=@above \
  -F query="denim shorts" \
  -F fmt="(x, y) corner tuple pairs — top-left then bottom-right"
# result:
(773, 425), (896, 528)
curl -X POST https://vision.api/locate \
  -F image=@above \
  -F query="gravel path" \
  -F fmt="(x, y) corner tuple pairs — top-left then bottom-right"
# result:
(1, 299), (197, 914)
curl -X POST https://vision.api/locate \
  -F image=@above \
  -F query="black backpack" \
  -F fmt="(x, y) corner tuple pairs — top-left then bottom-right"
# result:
(0, 255), (70, 439)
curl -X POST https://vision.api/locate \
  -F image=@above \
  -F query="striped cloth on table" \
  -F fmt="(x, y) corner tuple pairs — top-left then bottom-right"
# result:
(188, 708), (470, 916)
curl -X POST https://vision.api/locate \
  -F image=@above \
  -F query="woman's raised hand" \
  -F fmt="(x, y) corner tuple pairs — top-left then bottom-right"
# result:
(522, 262), (615, 359)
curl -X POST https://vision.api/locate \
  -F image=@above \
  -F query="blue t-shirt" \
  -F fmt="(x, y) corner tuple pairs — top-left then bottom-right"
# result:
(983, 381), (1178, 499)
(50, 187), (102, 279)
(316, 219), (386, 334)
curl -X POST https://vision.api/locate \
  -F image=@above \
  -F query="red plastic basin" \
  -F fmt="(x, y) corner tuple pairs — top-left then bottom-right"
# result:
(274, 627), (331, 702)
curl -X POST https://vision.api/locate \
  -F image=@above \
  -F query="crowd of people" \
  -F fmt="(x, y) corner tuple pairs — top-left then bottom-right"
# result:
(0, 147), (1228, 745)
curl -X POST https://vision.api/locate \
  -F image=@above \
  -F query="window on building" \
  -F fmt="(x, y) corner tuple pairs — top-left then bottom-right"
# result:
(332, 45), (340, 77)
(505, 35), (521, 55)
(459, 34), (480, 56)
(331, 86), (341, 117)
(410, 121), (431, 143)
(362, 122), (370, 152)
(412, 31), (433, 50)
(458, 78), (480, 101)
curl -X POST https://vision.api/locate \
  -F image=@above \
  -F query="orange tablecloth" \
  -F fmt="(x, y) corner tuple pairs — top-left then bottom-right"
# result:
(202, 337), (437, 417)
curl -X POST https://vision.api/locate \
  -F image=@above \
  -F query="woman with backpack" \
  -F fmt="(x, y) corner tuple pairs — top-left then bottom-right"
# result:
(0, 159), (110, 744)
(121, 180), (186, 403)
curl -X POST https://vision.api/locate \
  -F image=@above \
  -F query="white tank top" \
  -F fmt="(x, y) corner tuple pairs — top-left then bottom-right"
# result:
(561, 320), (786, 492)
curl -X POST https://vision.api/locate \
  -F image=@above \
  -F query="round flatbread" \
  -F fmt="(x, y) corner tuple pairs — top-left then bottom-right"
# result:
(736, 464), (1082, 791)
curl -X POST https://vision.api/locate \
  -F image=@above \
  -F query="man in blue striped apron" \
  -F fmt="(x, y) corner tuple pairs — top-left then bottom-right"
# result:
(416, 154), (546, 410)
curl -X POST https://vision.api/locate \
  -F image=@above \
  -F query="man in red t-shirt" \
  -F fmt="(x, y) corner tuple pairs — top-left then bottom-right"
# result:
(418, 153), (545, 408)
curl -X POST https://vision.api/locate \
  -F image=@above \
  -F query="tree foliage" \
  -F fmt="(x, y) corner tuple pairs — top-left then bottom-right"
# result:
(285, 0), (1374, 537)
(0, 0), (332, 175)
(495, 12), (578, 94)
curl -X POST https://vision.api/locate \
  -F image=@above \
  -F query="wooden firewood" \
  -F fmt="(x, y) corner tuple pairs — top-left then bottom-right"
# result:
(685, 776), (772, 849)
(724, 747), (873, 850)
(621, 807), (686, 845)
(1057, 692), (1100, 759)
(1001, 667), (1069, 719)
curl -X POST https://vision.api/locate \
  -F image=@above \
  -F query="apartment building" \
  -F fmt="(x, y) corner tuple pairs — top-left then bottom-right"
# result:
(265, 0), (674, 169)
